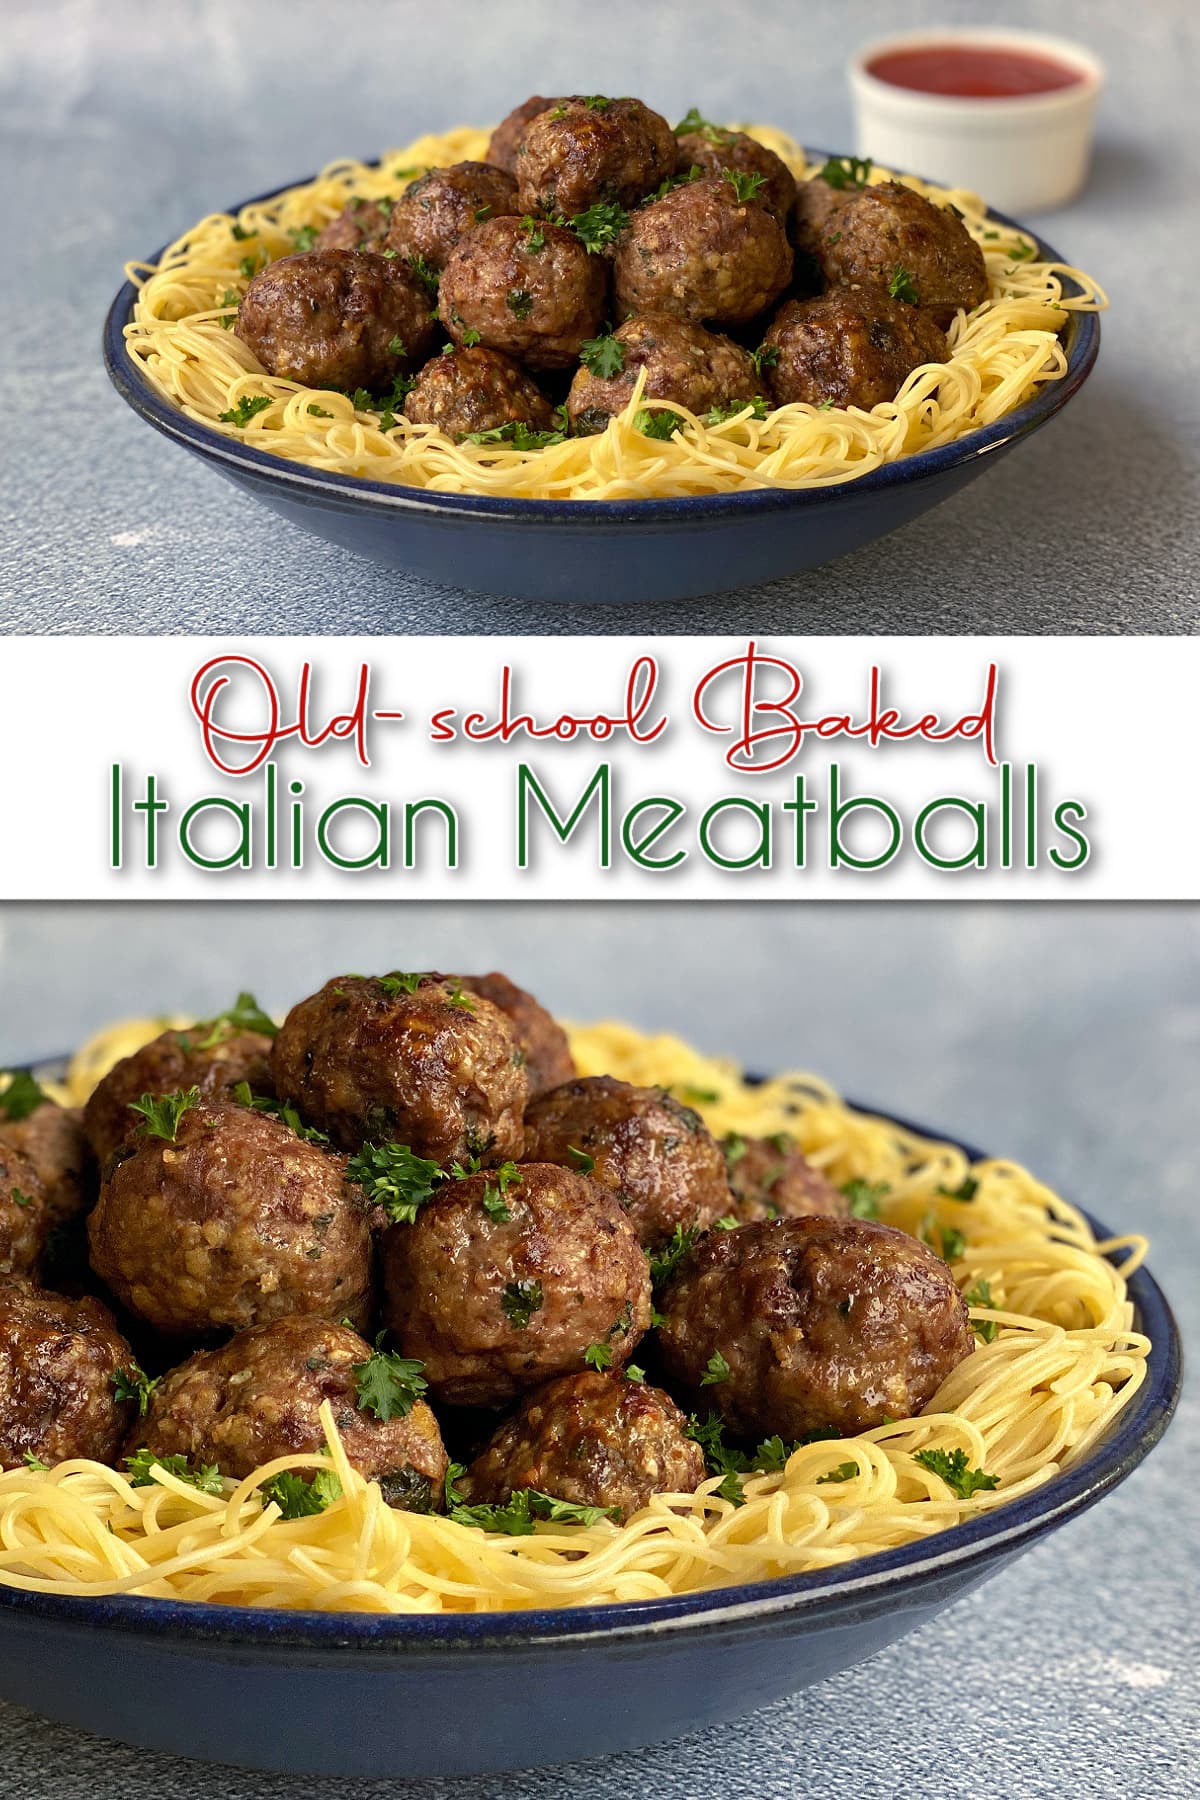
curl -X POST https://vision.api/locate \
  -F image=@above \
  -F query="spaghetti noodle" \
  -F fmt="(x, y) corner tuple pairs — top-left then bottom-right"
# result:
(0, 1019), (1147, 1613)
(122, 125), (1106, 499)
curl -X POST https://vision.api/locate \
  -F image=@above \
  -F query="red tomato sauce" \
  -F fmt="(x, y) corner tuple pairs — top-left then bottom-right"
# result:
(866, 44), (1084, 99)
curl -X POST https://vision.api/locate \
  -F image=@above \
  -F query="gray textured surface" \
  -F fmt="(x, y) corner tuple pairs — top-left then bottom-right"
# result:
(2, 0), (1198, 634)
(0, 902), (1195, 1797)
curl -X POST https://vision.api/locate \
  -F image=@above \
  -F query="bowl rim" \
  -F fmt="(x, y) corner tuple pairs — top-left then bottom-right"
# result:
(848, 27), (1106, 109)
(0, 1084), (1179, 1655)
(102, 158), (1101, 529)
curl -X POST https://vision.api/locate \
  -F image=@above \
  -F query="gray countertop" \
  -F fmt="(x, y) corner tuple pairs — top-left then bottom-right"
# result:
(0, 900), (1195, 1797)
(2, 0), (1197, 634)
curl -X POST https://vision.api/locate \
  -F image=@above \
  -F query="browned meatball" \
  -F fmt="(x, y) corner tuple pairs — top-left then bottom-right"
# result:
(521, 1076), (730, 1248)
(568, 312), (758, 434)
(675, 128), (797, 220)
(723, 1134), (849, 1226)
(453, 973), (575, 1098)
(0, 1146), (50, 1278)
(236, 249), (437, 393)
(403, 345), (554, 441)
(487, 95), (558, 174)
(272, 973), (527, 1164)
(84, 1026), (274, 1170)
(380, 1163), (650, 1408)
(132, 1316), (448, 1508)
(385, 163), (521, 272)
(0, 1102), (90, 1228)
(315, 195), (396, 252)
(764, 291), (949, 410)
(657, 1217), (975, 1441)
(613, 176), (792, 326)
(0, 1278), (136, 1469)
(820, 181), (988, 327)
(87, 1099), (373, 1339)
(461, 1371), (704, 1520)
(516, 96), (676, 217)
(792, 173), (843, 254)
(439, 216), (606, 371)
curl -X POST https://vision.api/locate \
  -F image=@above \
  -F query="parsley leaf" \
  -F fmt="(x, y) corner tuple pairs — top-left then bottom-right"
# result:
(938, 1174), (980, 1202)
(218, 394), (273, 428)
(9, 1188), (32, 1208)
(345, 1141), (443, 1223)
(624, 1363), (646, 1382)
(449, 1488), (617, 1535)
(568, 201), (629, 253)
(583, 1341), (613, 1371)
(261, 1468), (342, 1518)
(353, 1350), (428, 1421)
(480, 1160), (522, 1221)
(0, 1070), (50, 1122)
(715, 1470), (745, 1506)
(816, 155), (872, 190)
(648, 1222), (701, 1288)
(500, 1279), (543, 1328)
(579, 333), (625, 379)
(217, 288), (240, 327)
(194, 991), (278, 1047)
(506, 288), (534, 319)
(750, 343), (779, 378)
(1007, 239), (1038, 262)
(913, 1447), (999, 1499)
(463, 420), (566, 450)
(634, 407), (679, 440)
(129, 1087), (200, 1142)
(817, 1461), (858, 1484)
(841, 1178), (889, 1220)
(702, 396), (769, 426)
(408, 253), (440, 294)
(673, 108), (722, 136)
(887, 264), (920, 304)
(964, 1278), (1000, 1342)
(700, 1350), (731, 1386)
(231, 1083), (329, 1144)
(387, 334), (407, 357)
(377, 970), (423, 996)
(111, 1365), (160, 1417)
(443, 1461), (467, 1509)
(723, 168), (767, 204)
(519, 215), (546, 251)
(124, 1449), (223, 1494)
(22, 1451), (50, 1472)
(566, 1144), (595, 1175)
(288, 224), (320, 252)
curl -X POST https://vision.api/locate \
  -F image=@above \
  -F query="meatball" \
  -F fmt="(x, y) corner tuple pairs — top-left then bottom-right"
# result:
(763, 291), (949, 410)
(819, 181), (988, 327)
(674, 128), (796, 220)
(439, 215), (606, 371)
(0, 1145), (50, 1279)
(461, 1370), (704, 1520)
(384, 162), (521, 272)
(657, 1216), (975, 1441)
(613, 176), (792, 326)
(487, 95), (558, 175)
(516, 96), (676, 217)
(723, 1134), (849, 1226)
(315, 195), (396, 253)
(521, 1076), (730, 1248)
(568, 312), (758, 434)
(403, 345), (554, 441)
(0, 1101), (90, 1227)
(453, 972), (575, 1097)
(235, 249), (437, 394)
(272, 972), (528, 1164)
(380, 1163), (650, 1408)
(0, 1279), (136, 1469)
(83, 1026), (274, 1169)
(133, 1316), (448, 1508)
(791, 173), (843, 254)
(87, 1098), (373, 1339)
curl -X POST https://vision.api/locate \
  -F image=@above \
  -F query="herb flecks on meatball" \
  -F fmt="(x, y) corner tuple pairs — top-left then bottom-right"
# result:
(0, 1279), (137, 1469)
(453, 972), (575, 1096)
(764, 291), (949, 411)
(723, 1133), (849, 1226)
(516, 96), (676, 219)
(673, 125), (797, 220)
(486, 96), (559, 175)
(613, 175), (792, 326)
(0, 1144), (51, 1279)
(385, 162), (522, 272)
(657, 1216), (975, 1442)
(569, 312), (758, 434)
(818, 180), (988, 328)
(236, 249), (437, 394)
(404, 345), (555, 441)
(461, 1370), (704, 1520)
(272, 972), (528, 1163)
(315, 194), (397, 253)
(83, 1025), (274, 1170)
(380, 1162), (651, 1408)
(0, 1101), (90, 1229)
(439, 215), (606, 371)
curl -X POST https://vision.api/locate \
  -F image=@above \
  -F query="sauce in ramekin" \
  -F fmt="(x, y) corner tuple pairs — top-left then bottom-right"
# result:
(865, 43), (1085, 99)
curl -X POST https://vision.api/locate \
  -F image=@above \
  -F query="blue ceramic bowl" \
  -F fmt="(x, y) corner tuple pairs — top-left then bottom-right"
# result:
(102, 169), (1100, 604)
(0, 1095), (1178, 1779)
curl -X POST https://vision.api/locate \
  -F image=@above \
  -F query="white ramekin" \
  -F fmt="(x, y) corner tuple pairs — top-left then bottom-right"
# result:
(848, 27), (1104, 213)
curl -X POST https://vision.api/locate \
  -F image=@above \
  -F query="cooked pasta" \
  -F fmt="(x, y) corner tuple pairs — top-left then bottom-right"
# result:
(0, 1017), (1147, 1613)
(121, 125), (1105, 499)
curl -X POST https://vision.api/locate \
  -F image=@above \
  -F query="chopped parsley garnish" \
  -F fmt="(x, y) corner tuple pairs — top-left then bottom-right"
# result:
(583, 1341), (613, 1371)
(817, 154), (872, 190)
(444, 979), (475, 1011)
(568, 201), (629, 253)
(913, 1447), (999, 1499)
(387, 334), (407, 357)
(353, 1350), (428, 1421)
(124, 1449), (223, 1494)
(582, 95), (611, 111)
(840, 1178), (889, 1220)
(230, 1083), (329, 1145)
(458, 325), (482, 347)
(261, 1468), (343, 1518)
(443, 1461), (467, 1509)
(129, 1086), (200, 1142)
(648, 1222), (701, 1288)
(345, 1141), (443, 1223)
(350, 387), (374, 411)
(722, 1133), (747, 1166)
(920, 1213), (965, 1263)
(449, 1488), (616, 1535)
(9, 1188), (32, 1208)
(566, 1145), (595, 1175)
(506, 288), (534, 318)
(22, 1451), (50, 1472)
(624, 1363), (646, 1383)
(887, 264), (920, 304)
(643, 165), (702, 203)
(715, 1470), (745, 1506)
(723, 168), (767, 205)
(377, 970), (423, 996)
(230, 222), (254, 241)
(307, 403), (333, 418)
(217, 394), (273, 428)
(0, 1070), (50, 1122)
(750, 343), (779, 378)
(474, 204), (493, 223)
(579, 332), (625, 379)
(195, 991), (278, 1047)
(238, 250), (267, 279)
(463, 420), (565, 450)
(939, 1225), (966, 1262)
(112, 1365), (160, 1417)
(687, 1415), (808, 1480)
(480, 1161), (522, 1221)
(500, 1279), (543, 1329)
(520, 215), (546, 251)
(288, 224), (319, 252)
(408, 253), (440, 294)
(673, 108), (723, 137)
(1007, 239), (1038, 262)
(393, 165), (419, 180)
(817, 1461), (858, 1485)
(217, 288), (240, 326)
(712, 1215), (738, 1231)
(964, 1278), (1000, 1342)
(678, 1085), (719, 1104)
(938, 1174), (980, 1203)
(700, 1350), (731, 1386)
(634, 407), (679, 440)
(702, 396), (770, 426)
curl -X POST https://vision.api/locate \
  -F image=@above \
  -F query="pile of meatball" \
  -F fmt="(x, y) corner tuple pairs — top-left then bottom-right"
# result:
(233, 94), (989, 448)
(0, 971), (975, 1527)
